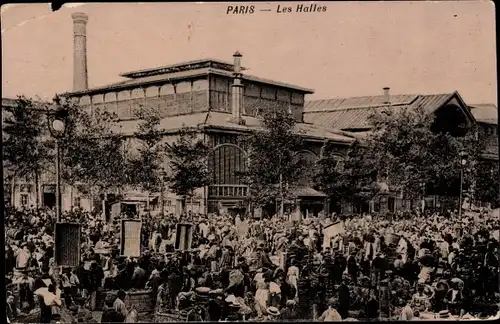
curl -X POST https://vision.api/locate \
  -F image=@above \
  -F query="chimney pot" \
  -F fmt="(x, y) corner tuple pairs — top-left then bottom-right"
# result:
(230, 52), (244, 124)
(72, 12), (89, 92)
(383, 87), (390, 104)
(233, 51), (242, 74)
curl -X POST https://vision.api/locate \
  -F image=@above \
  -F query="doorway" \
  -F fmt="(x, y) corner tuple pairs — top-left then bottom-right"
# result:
(43, 193), (56, 209)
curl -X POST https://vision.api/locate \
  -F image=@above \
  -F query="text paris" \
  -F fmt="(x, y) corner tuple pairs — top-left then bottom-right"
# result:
(277, 4), (327, 13)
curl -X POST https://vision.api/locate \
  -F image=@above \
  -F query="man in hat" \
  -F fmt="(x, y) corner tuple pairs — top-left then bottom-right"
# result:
(101, 292), (124, 323)
(318, 298), (342, 321)
(60, 266), (74, 307)
(6, 292), (20, 323)
(13, 268), (35, 313)
(15, 242), (31, 270)
(130, 261), (147, 290)
(113, 290), (128, 319)
(264, 306), (280, 321)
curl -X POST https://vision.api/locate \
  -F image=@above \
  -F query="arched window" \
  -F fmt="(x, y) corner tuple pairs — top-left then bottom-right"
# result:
(207, 144), (247, 185)
(295, 150), (318, 186)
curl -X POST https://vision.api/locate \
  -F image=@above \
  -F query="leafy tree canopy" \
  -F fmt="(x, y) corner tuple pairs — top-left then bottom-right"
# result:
(165, 126), (211, 198)
(238, 106), (311, 206)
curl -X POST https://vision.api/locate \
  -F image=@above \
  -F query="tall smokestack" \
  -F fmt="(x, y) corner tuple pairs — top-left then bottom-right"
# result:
(383, 87), (391, 105)
(72, 12), (89, 92)
(230, 51), (245, 125)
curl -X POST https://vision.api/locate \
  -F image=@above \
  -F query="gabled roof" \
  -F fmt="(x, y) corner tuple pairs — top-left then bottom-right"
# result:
(303, 92), (473, 130)
(468, 103), (498, 125)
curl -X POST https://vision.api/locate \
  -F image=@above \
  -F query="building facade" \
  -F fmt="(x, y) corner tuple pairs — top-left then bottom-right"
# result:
(304, 90), (499, 212)
(62, 54), (355, 217)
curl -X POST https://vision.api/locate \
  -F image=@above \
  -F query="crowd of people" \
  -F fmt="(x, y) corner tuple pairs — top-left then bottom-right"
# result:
(4, 204), (500, 323)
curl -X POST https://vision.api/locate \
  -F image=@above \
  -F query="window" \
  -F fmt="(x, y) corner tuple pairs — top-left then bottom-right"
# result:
(74, 197), (81, 208)
(166, 200), (172, 207)
(20, 194), (29, 207)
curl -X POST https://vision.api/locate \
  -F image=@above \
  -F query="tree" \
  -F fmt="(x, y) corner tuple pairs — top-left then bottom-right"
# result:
(473, 159), (499, 208)
(126, 106), (167, 214)
(366, 104), (488, 210)
(3, 96), (54, 208)
(366, 104), (439, 200)
(314, 140), (379, 212)
(3, 96), (130, 212)
(238, 106), (311, 214)
(59, 99), (129, 199)
(165, 126), (211, 213)
(51, 97), (130, 215)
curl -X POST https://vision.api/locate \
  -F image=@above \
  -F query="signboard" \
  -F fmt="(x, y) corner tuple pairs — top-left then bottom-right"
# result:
(279, 252), (288, 270)
(120, 219), (142, 257)
(254, 208), (262, 219)
(322, 221), (345, 249)
(111, 203), (121, 221)
(55, 223), (81, 267)
(237, 220), (249, 238)
(290, 208), (301, 222)
(175, 223), (193, 251)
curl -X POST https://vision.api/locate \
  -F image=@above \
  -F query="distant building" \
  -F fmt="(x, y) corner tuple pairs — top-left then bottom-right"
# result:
(304, 90), (499, 212)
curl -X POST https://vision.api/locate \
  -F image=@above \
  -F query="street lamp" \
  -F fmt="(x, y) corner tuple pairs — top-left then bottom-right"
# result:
(47, 95), (68, 222)
(458, 150), (468, 220)
(160, 168), (167, 219)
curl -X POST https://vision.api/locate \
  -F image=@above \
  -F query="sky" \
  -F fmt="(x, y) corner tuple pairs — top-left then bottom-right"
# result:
(1, 2), (497, 104)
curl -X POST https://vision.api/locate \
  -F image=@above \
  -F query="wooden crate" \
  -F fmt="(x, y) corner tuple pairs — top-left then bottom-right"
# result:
(97, 289), (155, 313)
(124, 290), (155, 313)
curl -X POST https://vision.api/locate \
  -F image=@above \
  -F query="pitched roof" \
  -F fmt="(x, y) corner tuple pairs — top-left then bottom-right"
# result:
(290, 187), (327, 198)
(2, 98), (18, 107)
(468, 103), (498, 125)
(303, 92), (463, 130)
(119, 58), (247, 78)
(65, 66), (314, 96)
(114, 111), (355, 144)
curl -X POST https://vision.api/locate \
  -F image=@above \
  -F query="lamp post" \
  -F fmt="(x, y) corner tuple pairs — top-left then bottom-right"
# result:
(458, 150), (468, 220)
(160, 168), (167, 219)
(47, 95), (68, 223)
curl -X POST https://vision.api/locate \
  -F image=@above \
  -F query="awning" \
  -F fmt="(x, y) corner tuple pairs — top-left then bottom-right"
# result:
(290, 187), (327, 198)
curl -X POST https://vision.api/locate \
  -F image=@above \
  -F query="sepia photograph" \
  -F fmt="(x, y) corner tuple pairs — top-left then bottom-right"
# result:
(2, 1), (499, 322)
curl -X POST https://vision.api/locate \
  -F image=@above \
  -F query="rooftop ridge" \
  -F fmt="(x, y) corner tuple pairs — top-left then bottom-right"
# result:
(65, 67), (314, 96)
(307, 92), (455, 103)
(304, 93), (458, 113)
(120, 58), (248, 79)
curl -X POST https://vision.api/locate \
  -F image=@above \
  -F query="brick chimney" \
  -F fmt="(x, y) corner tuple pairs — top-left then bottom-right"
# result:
(229, 51), (245, 125)
(72, 12), (89, 92)
(383, 87), (391, 105)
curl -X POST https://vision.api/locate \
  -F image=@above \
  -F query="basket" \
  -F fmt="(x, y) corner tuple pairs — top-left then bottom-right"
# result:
(154, 311), (187, 322)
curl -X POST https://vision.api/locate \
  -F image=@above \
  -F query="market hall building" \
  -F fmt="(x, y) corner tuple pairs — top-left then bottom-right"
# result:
(64, 51), (356, 216)
(3, 12), (498, 218)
